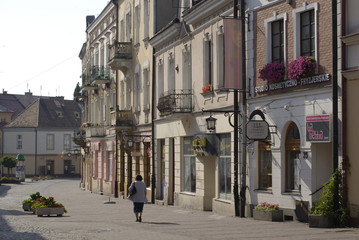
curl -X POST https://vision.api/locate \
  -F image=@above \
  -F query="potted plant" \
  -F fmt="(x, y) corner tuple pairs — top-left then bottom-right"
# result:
(31, 196), (67, 217)
(287, 56), (317, 80)
(253, 202), (283, 222)
(202, 84), (212, 93)
(309, 169), (349, 228)
(259, 62), (286, 83)
(22, 192), (42, 211)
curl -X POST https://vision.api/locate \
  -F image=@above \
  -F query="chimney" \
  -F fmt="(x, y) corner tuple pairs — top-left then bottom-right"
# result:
(86, 15), (96, 27)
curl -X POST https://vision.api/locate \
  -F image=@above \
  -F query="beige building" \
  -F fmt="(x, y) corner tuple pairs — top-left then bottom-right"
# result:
(341, 0), (359, 227)
(150, 0), (242, 216)
(3, 97), (81, 176)
(77, 2), (117, 195)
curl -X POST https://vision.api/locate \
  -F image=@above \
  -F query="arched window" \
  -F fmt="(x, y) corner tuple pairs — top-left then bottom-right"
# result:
(285, 122), (301, 191)
(258, 140), (272, 190)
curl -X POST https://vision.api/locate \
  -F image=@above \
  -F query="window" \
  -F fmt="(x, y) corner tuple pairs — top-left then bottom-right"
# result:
(217, 31), (225, 88)
(16, 135), (23, 149)
(258, 141), (272, 189)
(182, 46), (192, 90)
(271, 20), (284, 63)
(157, 60), (164, 99)
(293, 3), (317, 59)
(183, 137), (196, 193)
(134, 2), (140, 44)
(204, 36), (212, 86)
(285, 122), (301, 191)
(218, 134), (231, 200)
(300, 10), (315, 57)
(134, 71), (141, 110)
(143, 0), (150, 39)
(120, 19), (125, 42)
(46, 134), (55, 150)
(167, 54), (175, 91)
(64, 134), (72, 150)
(143, 68), (150, 112)
(125, 5), (132, 42)
(105, 151), (113, 181)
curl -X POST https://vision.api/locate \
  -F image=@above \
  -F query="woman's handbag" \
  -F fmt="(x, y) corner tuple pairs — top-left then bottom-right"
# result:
(129, 183), (137, 197)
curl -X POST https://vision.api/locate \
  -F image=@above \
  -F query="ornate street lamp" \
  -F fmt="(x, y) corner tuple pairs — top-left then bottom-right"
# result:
(206, 115), (217, 131)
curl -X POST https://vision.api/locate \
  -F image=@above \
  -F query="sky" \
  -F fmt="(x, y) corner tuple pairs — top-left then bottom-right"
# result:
(0, 0), (111, 100)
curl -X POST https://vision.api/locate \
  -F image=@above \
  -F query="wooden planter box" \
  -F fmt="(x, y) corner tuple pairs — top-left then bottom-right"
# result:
(22, 203), (32, 211)
(35, 207), (64, 217)
(308, 214), (334, 228)
(253, 209), (284, 222)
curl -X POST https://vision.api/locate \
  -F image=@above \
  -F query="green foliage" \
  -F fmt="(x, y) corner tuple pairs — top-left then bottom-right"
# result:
(311, 169), (350, 227)
(0, 177), (21, 184)
(31, 196), (67, 213)
(0, 155), (18, 172)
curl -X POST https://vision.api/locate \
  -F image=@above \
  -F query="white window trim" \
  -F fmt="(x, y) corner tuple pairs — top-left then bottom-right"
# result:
(216, 28), (224, 89)
(264, 12), (287, 64)
(203, 32), (212, 86)
(292, 2), (319, 59)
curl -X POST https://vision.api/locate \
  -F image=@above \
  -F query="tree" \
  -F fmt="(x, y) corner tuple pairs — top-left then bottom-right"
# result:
(0, 155), (18, 175)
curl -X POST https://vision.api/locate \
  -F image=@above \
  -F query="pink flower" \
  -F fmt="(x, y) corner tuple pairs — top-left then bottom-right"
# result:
(288, 56), (317, 80)
(259, 62), (285, 83)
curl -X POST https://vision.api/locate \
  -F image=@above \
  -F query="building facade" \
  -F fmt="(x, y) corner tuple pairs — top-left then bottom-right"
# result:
(341, 0), (359, 227)
(3, 97), (81, 176)
(247, 0), (339, 220)
(77, 2), (117, 195)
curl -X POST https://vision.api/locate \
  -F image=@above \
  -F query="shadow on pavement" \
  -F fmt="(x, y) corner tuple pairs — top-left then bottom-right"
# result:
(0, 185), (11, 197)
(0, 209), (46, 240)
(144, 221), (180, 225)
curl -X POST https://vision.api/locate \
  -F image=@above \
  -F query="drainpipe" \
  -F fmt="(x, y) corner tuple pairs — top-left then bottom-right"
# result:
(340, 0), (348, 211)
(35, 128), (38, 176)
(332, 0), (339, 217)
(111, 0), (119, 198)
(151, 46), (156, 204)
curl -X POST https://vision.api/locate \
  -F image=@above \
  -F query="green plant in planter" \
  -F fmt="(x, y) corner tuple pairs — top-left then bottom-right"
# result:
(311, 169), (349, 227)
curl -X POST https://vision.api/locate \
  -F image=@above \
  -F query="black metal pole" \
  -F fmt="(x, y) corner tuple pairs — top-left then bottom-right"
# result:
(151, 46), (156, 204)
(232, 0), (240, 218)
(239, 0), (247, 218)
(332, 0), (339, 220)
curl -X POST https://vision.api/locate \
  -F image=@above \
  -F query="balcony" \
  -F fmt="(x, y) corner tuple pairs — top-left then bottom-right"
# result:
(85, 125), (106, 138)
(108, 41), (132, 72)
(110, 108), (134, 130)
(91, 65), (110, 84)
(82, 83), (98, 91)
(157, 89), (193, 117)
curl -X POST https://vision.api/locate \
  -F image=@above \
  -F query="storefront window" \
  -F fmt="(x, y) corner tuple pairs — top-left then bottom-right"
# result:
(219, 134), (231, 200)
(285, 122), (301, 192)
(183, 137), (196, 193)
(258, 141), (272, 189)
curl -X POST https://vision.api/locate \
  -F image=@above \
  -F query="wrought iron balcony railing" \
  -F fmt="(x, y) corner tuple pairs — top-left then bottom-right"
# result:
(91, 65), (110, 84)
(110, 108), (134, 129)
(157, 89), (193, 117)
(108, 41), (132, 70)
(73, 130), (86, 147)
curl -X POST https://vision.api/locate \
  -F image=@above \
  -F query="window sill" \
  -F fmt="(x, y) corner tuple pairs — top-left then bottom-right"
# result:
(213, 198), (231, 204)
(254, 189), (273, 194)
(200, 91), (214, 97)
(282, 191), (301, 196)
(179, 191), (196, 196)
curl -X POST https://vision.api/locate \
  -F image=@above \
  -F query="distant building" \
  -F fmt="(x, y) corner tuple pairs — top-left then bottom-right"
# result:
(2, 96), (81, 176)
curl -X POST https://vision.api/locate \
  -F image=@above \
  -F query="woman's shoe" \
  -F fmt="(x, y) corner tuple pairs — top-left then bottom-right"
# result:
(139, 217), (142, 222)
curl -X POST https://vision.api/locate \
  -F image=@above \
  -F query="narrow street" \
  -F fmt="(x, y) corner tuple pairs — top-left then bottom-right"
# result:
(0, 179), (358, 240)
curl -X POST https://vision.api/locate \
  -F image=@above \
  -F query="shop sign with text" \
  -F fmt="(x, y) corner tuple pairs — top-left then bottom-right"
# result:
(255, 74), (330, 93)
(306, 115), (331, 142)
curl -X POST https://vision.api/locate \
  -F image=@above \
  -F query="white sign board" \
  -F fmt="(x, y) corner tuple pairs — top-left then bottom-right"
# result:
(246, 120), (269, 140)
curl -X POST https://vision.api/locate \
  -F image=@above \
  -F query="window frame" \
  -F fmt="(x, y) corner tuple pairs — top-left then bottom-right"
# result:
(218, 133), (231, 200)
(183, 137), (196, 193)
(46, 134), (55, 150)
(292, 3), (318, 59)
(63, 134), (72, 150)
(16, 135), (23, 149)
(258, 141), (272, 190)
(203, 34), (213, 86)
(285, 122), (301, 192)
(264, 13), (287, 64)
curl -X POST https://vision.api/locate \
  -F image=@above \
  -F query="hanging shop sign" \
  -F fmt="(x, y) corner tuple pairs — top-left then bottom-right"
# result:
(255, 74), (330, 93)
(306, 115), (331, 142)
(246, 109), (270, 140)
(192, 134), (219, 156)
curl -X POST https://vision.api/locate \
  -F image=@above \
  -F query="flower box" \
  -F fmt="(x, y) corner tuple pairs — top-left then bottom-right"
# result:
(308, 214), (334, 228)
(35, 207), (64, 217)
(253, 209), (283, 222)
(22, 202), (32, 211)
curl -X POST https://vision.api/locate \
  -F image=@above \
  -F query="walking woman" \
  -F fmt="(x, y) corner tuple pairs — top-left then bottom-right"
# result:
(128, 175), (147, 222)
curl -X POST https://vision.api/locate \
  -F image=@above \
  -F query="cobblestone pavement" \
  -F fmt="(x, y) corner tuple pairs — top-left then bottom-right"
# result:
(0, 178), (359, 240)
